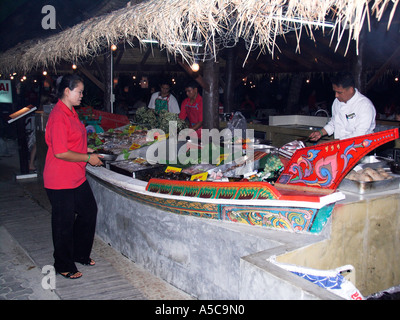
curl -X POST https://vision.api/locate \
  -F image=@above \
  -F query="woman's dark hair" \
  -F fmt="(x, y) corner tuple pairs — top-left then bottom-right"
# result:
(331, 72), (355, 89)
(56, 74), (83, 98)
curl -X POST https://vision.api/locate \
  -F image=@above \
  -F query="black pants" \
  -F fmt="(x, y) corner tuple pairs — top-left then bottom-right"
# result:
(46, 180), (97, 273)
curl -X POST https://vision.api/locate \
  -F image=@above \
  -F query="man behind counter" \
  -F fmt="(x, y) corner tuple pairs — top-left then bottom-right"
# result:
(179, 81), (203, 138)
(309, 72), (376, 141)
(147, 80), (180, 114)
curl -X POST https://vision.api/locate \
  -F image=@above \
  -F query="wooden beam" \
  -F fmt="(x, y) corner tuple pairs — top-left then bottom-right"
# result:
(114, 48), (124, 67)
(80, 67), (105, 91)
(94, 59), (105, 82)
(113, 63), (182, 73)
(140, 47), (152, 66)
(54, 62), (187, 75)
(298, 41), (346, 70)
(178, 61), (210, 91)
(279, 48), (315, 70)
(367, 45), (400, 91)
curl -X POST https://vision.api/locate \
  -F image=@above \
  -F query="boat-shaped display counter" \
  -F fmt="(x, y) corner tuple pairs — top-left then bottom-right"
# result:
(87, 128), (398, 234)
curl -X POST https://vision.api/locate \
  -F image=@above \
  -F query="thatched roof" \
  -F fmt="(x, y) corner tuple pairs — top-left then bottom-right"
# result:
(0, 0), (398, 74)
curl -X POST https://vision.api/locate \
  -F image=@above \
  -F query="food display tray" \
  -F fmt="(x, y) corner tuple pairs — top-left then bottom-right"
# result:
(338, 155), (400, 194)
(109, 161), (166, 179)
(338, 174), (400, 194)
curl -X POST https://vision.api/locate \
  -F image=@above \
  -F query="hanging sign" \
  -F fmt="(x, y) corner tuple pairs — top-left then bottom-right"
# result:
(0, 80), (12, 103)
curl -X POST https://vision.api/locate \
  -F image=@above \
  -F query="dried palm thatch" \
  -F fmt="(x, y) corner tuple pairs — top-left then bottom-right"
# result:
(0, 0), (398, 74)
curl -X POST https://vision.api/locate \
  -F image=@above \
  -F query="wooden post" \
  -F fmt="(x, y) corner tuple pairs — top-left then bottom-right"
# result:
(202, 59), (219, 130)
(353, 22), (366, 94)
(103, 50), (112, 113)
(223, 47), (236, 114)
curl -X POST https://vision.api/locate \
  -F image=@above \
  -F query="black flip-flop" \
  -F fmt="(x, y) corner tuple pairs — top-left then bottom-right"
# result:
(58, 271), (82, 279)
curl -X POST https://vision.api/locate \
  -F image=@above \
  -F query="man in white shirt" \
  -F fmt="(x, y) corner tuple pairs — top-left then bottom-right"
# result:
(309, 72), (376, 141)
(147, 80), (180, 114)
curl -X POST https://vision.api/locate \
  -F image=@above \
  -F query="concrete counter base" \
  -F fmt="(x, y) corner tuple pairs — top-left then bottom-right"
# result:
(87, 174), (341, 299)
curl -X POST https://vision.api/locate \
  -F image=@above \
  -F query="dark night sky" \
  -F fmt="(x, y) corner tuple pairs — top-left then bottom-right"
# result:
(0, 0), (130, 52)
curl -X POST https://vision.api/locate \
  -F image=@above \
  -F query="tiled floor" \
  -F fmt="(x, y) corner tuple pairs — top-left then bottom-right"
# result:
(0, 138), (194, 300)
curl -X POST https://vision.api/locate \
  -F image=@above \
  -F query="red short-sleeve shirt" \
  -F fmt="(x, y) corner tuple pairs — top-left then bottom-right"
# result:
(179, 94), (203, 137)
(43, 100), (87, 189)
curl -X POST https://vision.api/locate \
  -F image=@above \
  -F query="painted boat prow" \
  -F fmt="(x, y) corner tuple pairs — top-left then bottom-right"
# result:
(276, 128), (399, 191)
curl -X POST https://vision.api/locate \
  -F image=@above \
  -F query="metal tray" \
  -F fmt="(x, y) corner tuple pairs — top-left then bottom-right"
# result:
(338, 155), (400, 194)
(339, 174), (400, 194)
(109, 162), (166, 180)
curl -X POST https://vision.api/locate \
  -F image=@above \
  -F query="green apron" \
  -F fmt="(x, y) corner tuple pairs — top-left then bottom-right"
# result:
(155, 96), (169, 113)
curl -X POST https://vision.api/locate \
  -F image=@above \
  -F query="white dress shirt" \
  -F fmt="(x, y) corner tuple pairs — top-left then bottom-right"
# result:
(324, 89), (376, 140)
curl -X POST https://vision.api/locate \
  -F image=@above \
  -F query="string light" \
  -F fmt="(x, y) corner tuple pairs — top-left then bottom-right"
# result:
(111, 44), (117, 51)
(191, 62), (200, 72)
(72, 64), (77, 70)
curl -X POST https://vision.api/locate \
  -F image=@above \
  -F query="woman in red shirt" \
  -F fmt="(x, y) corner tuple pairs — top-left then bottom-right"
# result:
(44, 74), (103, 279)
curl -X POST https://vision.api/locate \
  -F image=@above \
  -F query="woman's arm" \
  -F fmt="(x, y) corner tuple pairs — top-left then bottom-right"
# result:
(54, 150), (103, 166)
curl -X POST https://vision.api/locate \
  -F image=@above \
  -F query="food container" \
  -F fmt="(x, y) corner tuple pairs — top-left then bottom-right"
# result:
(338, 174), (400, 194)
(358, 155), (392, 168)
(109, 161), (166, 180)
(253, 145), (277, 152)
(358, 155), (382, 164)
(338, 155), (400, 194)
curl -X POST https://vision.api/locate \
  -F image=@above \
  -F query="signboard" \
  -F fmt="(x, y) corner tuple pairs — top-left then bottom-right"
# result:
(0, 80), (12, 103)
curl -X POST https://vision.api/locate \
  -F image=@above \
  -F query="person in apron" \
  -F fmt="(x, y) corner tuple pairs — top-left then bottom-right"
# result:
(148, 81), (180, 114)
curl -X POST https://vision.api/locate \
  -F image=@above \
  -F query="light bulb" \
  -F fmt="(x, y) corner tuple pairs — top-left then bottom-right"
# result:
(191, 62), (200, 72)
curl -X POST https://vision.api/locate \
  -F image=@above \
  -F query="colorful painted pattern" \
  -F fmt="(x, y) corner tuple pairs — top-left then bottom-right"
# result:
(89, 174), (333, 233)
(220, 205), (319, 232)
(88, 131), (398, 234)
(146, 179), (282, 200)
(277, 129), (399, 190)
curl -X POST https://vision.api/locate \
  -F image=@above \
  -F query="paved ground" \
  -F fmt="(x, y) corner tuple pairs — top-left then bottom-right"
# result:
(2, 138), (399, 302)
(0, 138), (193, 300)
